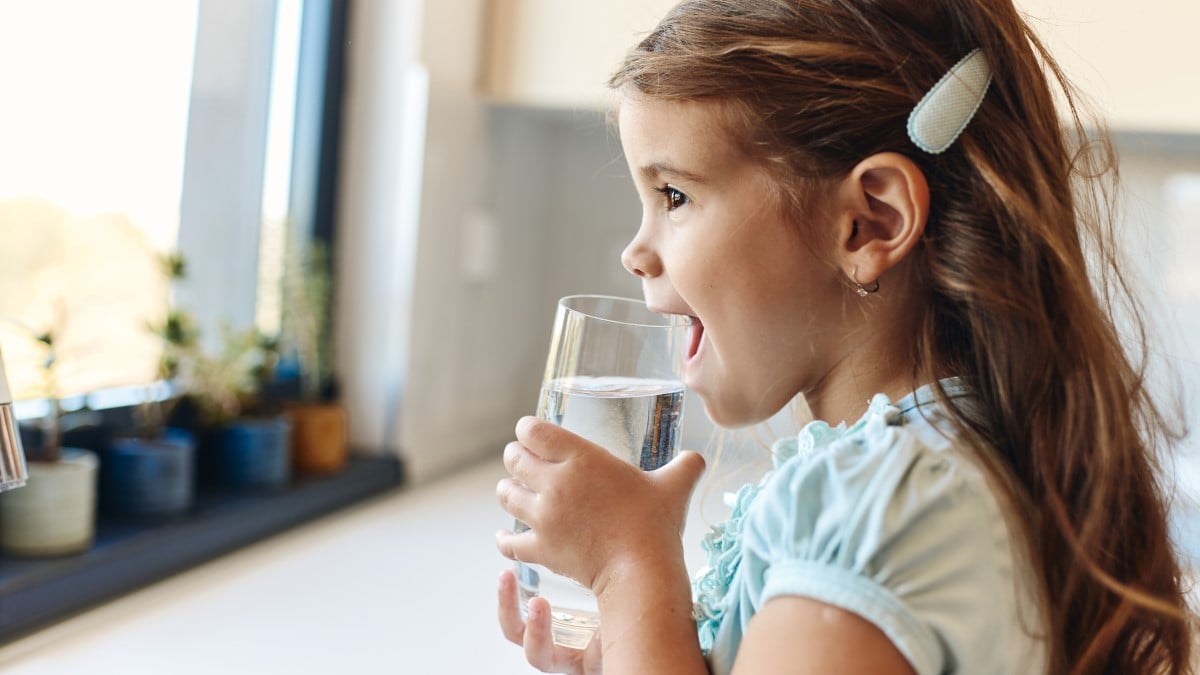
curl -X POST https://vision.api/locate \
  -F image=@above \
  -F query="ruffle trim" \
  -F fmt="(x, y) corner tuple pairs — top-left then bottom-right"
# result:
(692, 480), (763, 652)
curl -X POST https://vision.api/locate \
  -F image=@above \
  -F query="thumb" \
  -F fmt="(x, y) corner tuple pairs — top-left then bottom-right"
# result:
(655, 449), (707, 498)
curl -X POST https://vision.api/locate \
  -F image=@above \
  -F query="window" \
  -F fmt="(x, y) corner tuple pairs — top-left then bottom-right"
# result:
(0, 0), (314, 408)
(0, 1), (199, 400)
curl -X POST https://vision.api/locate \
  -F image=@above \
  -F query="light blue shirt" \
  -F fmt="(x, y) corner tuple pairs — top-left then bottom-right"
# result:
(692, 380), (1047, 674)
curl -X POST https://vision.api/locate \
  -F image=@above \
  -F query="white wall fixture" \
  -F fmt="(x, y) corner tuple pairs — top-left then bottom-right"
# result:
(333, 0), (425, 457)
(177, 0), (279, 344)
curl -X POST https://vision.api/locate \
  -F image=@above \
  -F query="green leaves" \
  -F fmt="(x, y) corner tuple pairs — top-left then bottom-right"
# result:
(161, 252), (187, 282)
(174, 324), (271, 426)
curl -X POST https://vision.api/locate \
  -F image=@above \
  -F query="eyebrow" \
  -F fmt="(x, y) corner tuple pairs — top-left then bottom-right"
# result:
(639, 161), (707, 185)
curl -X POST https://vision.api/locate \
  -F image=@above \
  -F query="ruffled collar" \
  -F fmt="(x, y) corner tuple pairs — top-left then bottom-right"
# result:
(691, 378), (967, 654)
(772, 376), (968, 467)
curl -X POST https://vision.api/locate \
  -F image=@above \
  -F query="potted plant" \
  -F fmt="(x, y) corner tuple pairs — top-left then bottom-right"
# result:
(99, 252), (198, 521)
(276, 240), (348, 476)
(0, 315), (99, 556)
(178, 325), (291, 492)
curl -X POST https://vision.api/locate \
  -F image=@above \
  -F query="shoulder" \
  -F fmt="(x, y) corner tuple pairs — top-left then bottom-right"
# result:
(735, 595), (919, 675)
(738, 389), (1040, 674)
(747, 392), (1002, 563)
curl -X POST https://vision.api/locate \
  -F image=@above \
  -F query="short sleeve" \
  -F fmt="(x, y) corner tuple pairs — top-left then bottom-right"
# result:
(738, 413), (1018, 675)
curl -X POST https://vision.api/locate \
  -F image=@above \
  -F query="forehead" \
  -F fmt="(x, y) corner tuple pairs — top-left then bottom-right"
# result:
(616, 94), (745, 177)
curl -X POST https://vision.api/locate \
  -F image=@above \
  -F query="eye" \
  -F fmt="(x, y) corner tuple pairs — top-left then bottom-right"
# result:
(655, 185), (689, 211)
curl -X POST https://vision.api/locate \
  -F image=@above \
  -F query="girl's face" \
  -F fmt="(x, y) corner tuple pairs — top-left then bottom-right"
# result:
(618, 95), (846, 427)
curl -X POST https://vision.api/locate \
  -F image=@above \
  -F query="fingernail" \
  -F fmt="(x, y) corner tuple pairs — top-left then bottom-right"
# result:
(515, 416), (533, 437)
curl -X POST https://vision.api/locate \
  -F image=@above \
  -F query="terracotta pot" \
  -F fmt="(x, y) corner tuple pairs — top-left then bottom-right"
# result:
(0, 448), (98, 557)
(287, 402), (348, 475)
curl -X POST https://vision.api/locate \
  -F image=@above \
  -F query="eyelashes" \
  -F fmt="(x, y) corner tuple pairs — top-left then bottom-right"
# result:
(655, 185), (689, 211)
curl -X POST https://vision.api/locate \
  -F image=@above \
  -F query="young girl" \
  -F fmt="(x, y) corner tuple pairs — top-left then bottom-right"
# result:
(494, 1), (1197, 673)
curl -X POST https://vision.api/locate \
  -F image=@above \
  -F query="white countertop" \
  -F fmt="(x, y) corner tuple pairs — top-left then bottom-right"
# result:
(0, 458), (548, 674)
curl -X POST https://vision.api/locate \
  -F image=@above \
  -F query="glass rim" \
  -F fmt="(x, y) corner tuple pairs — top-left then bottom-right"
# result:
(558, 294), (688, 329)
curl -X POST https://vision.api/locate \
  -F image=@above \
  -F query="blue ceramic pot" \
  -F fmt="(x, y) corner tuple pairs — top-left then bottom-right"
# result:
(205, 415), (291, 491)
(102, 428), (196, 520)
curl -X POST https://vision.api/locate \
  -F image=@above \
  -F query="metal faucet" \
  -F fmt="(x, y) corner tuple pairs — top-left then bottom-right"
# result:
(0, 345), (27, 492)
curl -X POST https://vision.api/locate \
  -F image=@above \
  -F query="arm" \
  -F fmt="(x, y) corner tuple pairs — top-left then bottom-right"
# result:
(497, 569), (916, 675)
(591, 545), (708, 674)
(732, 596), (916, 675)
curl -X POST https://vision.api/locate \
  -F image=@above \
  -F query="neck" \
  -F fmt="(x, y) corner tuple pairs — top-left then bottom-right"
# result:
(804, 285), (926, 425)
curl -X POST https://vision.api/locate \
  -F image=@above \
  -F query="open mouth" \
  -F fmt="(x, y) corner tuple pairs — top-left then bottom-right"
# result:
(686, 316), (704, 363)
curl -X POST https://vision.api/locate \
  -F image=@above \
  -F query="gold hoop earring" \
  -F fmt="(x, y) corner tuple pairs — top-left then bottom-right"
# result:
(850, 266), (880, 297)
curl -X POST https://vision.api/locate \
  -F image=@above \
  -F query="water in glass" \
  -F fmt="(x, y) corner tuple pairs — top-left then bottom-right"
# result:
(515, 375), (684, 649)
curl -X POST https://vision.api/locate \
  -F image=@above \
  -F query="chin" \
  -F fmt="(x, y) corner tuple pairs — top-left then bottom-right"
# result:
(700, 396), (765, 430)
(699, 386), (791, 430)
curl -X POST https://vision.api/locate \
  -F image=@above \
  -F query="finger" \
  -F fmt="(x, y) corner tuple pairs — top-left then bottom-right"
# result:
(523, 596), (564, 672)
(503, 440), (547, 487)
(655, 449), (707, 498)
(496, 477), (537, 523)
(528, 597), (591, 674)
(653, 450), (707, 532)
(515, 416), (596, 461)
(495, 527), (540, 564)
(583, 627), (603, 675)
(497, 569), (527, 645)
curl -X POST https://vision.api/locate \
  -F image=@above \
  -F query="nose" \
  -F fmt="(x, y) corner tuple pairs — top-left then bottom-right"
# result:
(620, 228), (662, 278)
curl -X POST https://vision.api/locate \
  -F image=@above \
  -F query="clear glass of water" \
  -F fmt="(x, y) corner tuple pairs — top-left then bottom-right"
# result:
(515, 294), (689, 650)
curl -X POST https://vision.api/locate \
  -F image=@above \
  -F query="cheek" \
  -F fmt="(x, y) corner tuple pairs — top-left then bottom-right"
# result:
(723, 277), (828, 389)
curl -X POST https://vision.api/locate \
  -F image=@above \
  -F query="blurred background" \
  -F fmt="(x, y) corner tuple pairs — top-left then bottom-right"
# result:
(0, 0), (1195, 672)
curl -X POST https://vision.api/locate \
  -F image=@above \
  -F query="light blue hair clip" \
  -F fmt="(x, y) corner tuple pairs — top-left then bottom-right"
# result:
(907, 48), (993, 154)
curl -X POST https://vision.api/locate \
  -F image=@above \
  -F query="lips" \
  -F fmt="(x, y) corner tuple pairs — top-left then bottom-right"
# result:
(686, 317), (704, 363)
(646, 305), (704, 368)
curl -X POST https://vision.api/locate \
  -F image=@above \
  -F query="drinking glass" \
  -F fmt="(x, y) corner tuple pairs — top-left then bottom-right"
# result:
(515, 294), (689, 649)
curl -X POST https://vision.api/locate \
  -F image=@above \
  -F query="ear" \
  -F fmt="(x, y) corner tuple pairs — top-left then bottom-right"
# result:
(830, 152), (929, 289)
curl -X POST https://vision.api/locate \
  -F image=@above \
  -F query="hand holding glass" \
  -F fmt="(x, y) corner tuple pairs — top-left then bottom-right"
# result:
(514, 295), (688, 649)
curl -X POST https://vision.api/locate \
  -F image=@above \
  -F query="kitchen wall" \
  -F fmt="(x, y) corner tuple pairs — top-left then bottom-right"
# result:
(1113, 136), (1200, 517)
(335, 0), (530, 483)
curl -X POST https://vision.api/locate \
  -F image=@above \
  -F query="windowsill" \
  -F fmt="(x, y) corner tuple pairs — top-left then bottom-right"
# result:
(0, 453), (403, 644)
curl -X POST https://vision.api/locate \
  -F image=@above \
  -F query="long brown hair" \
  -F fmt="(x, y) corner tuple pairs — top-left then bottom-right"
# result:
(610, 1), (1196, 672)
